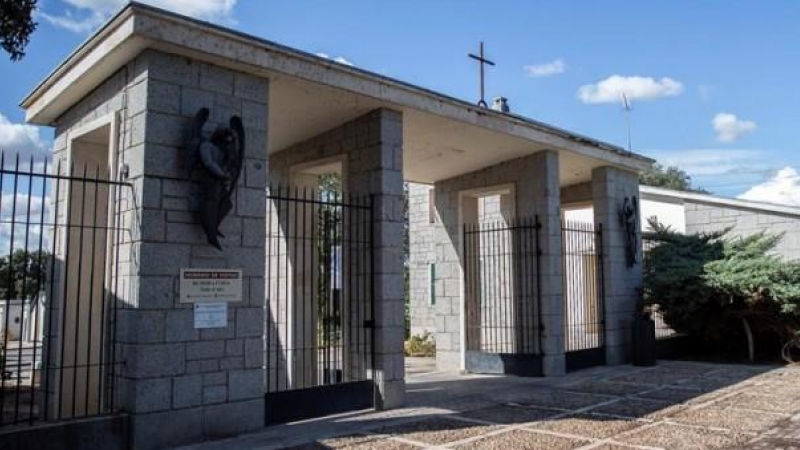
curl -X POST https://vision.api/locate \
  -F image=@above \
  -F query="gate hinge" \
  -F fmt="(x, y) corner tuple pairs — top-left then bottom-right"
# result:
(363, 320), (375, 329)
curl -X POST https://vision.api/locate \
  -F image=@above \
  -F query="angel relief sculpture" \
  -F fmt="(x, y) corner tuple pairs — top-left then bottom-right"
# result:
(185, 107), (244, 250)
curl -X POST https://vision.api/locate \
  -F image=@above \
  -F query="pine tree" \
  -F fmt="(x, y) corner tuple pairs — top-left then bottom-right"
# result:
(644, 220), (800, 361)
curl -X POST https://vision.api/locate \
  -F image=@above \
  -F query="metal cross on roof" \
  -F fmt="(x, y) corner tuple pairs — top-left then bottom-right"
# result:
(468, 42), (495, 108)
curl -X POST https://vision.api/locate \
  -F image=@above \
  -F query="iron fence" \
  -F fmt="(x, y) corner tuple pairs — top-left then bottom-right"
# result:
(562, 220), (605, 352)
(265, 186), (375, 395)
(464, 217), (541, 355)
(0, 154), (130, 428)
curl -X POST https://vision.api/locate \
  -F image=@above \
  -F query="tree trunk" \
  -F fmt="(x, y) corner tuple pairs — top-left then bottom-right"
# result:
(741, 317), (755, 362)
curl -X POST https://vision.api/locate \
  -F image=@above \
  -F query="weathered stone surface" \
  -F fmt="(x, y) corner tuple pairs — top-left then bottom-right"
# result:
(173, 374), (203, 409)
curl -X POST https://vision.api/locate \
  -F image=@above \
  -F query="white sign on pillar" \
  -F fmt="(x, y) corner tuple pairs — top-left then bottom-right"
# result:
(180, 269), (243, 303)
(180, 268), (242, 329)
(194, 302), (227, 329)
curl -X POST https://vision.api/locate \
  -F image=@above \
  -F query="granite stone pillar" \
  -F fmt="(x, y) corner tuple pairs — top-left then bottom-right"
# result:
(521, 150), (565, 376)
(592, 166), (642, 365)
(116, 50), (269, 449)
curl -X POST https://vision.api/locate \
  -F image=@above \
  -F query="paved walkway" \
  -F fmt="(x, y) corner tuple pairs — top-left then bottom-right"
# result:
(178, 360), (800, 450)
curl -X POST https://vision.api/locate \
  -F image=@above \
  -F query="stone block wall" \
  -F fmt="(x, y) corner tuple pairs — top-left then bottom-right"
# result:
(269, 109), (406, 408)
(684, 201), (800, 260)
(54, 49), (270, 449)
(408, 183), (436, 337)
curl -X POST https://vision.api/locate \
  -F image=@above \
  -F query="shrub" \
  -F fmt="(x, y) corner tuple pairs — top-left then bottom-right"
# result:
(644, 220), (800, 361)
(404, 332), (436, 357)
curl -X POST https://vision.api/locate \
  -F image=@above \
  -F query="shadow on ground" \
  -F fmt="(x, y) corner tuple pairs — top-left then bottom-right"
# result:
(180, 360), (800, 450)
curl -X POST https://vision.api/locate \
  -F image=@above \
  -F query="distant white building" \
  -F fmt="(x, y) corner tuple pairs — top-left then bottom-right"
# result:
(0, 298), (44, 342)
(564, 185), (800, 260)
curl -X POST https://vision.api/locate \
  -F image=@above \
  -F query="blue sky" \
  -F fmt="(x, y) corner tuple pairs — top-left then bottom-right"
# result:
(3, 1), (800, 203)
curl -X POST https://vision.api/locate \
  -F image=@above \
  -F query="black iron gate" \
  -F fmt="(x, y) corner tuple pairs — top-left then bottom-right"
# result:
(463, 217), (543, 376)
(264, 187), (374, 425)
(0, 155), (129, 428)
(562, 220), (606, 372)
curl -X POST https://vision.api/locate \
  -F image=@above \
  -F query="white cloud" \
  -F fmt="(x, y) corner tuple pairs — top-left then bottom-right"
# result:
(0, 113), (50, 161)
(577, 75), (684, 104)
(712, 112), (756, 143)
(739, 166), (800, 206)
(0, 192), (51, 254)
(315, 52), (354, 66)
(42, 0), (237, 33)
(524, 59), (566, 77)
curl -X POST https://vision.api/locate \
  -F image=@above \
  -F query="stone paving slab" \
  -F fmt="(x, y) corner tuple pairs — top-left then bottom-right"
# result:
(616, 422), (751, 449)
(587, 398), (685, 420)
(285, 434), (422, 449)
(671, 405), (788, 433)
(456, 404), (560, 425)
(453, 429), (589, 450)
(716, 391), (800, 413)
(373, 416), (502, 446)
(511, 389), (616, 410)
(527, 413), (645, 439)
(562, 381), (653, 397)
(632, 386), (708, 403)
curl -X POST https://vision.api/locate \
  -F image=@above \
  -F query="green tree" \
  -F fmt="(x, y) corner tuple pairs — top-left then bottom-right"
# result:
(640, 163), (707, 193)
(644, 220), (800, 361)
(0, 249), (48, 300)
(0, 0), (38, 61)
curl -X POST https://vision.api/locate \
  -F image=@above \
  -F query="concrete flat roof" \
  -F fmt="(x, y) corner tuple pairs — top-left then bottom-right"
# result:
(21, 2), (653, 183)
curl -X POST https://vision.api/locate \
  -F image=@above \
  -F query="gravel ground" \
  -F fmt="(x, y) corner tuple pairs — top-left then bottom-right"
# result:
(457, 404), (560, 425)
(286, 434), (422, 449)
(587, 398), (685, 420)
(511, 390), (615, 410)
(671, 405), (788, 433)
(716, 392), (800, 413)
(454, 429), (589, 450)
(373, 417), (502, 446)
(617, 422), (751, 449)
(178, 361), (800, 450)
(562, 381), (653, 397)
(633, 386), (707, 403)
(527, 413), (644, 439)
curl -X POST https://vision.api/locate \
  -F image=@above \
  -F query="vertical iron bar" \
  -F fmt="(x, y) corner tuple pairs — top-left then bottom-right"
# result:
(265, 188), (273, 392)
(275, 187), (283, 391)
(84, 166), (100, 415)
(29, 159), (49, 424)
(108, 170), (124, 412)
(13, 157), (36, 423)
(283, 188), (289, 390)
(299, 188), (307, 389)
(291, 186), (298, 388)
(597, 223), (605, 348)
(71, 164), (89, 419)
(368, 195), (376, 384)
(462, 223), (469, 351)
(535, 216), (543, 356)
(43, 160), (62, 421)
(96, 168), (110, 414)
(0, 154), (19, 425)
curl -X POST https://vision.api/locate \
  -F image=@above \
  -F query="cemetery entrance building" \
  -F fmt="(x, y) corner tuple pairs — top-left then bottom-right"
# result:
(14, 3), (651, 449)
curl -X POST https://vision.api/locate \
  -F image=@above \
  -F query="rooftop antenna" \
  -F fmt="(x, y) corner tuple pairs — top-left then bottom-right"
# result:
(468, 42), (495, 108)
(622, 92), (633, 152)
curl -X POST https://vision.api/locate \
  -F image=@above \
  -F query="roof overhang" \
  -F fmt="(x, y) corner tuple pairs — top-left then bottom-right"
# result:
(641, 185), (800, 217)
(21, 2), (654, 184)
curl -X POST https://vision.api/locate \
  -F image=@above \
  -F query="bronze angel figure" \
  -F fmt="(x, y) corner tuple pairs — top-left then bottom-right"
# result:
(185, 107), (245, 250)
